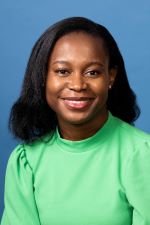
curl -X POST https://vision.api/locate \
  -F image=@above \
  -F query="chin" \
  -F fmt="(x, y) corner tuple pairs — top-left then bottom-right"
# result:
(61, 115), (94, 126)
(57, 107), (107, 126)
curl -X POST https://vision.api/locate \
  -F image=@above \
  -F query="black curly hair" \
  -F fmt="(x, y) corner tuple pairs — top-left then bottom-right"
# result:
(9, 16), (140, 142)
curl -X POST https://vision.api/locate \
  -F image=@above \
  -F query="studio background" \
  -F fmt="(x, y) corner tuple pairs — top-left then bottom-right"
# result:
(0, 0), (150, 219)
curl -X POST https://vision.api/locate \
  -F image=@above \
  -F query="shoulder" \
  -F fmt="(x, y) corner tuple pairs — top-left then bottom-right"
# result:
(112, 114), (150, 153)
(7, 131), (56, 173)
(114, 115), (150, 140)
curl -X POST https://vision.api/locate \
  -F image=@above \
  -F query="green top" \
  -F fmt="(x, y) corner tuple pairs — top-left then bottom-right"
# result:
(1, 112), (150, 225)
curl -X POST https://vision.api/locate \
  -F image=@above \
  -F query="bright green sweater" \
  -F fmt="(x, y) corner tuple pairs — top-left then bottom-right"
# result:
(1, 113), (150, 225)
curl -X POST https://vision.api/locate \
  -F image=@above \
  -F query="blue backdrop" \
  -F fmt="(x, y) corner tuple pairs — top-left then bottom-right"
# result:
(0, 0), (150, 219)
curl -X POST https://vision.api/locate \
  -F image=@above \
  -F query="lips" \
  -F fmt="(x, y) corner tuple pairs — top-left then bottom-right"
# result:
(60, 97), (94, 109)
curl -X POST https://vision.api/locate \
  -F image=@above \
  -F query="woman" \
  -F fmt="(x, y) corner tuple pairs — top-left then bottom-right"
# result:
(1, 17), (150, 225)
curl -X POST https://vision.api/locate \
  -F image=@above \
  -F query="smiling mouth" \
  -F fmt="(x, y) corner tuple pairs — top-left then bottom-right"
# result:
(60, 97), (94, 109)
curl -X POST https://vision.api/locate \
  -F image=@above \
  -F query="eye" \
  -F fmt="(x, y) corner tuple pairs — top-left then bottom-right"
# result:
(55, 68), (70, 76)
(86, 70), (101, 77)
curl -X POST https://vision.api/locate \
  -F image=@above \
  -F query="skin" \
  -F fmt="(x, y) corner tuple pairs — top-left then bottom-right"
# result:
(46, 31), (117, 141)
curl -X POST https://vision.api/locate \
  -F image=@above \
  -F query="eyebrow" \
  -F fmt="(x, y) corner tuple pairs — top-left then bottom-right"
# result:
(52, 60), (69, 65)
(52, 60), (105, 67)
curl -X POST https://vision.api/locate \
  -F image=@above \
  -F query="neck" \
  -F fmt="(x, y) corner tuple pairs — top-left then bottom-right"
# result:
(58, 111), (109, 141)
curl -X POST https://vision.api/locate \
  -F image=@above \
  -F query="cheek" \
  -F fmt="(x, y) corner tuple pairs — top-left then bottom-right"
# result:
(45, 88), (57, 112)
(45, 79), (55, 105)
(45, 77), (64, 110)
(90, 79), (109, 95)
(46, 76), (63, 96)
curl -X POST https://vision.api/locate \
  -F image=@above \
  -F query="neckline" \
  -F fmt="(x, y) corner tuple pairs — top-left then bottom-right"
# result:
(55, 112), (115, 153)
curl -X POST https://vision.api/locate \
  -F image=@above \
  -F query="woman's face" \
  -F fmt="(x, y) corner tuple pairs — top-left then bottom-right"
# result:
(46, 32), (116, 127)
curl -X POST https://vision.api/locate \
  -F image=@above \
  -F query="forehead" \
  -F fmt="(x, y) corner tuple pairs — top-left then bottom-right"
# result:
(50, 31), (108, 62)
(54, 31), (106, 49)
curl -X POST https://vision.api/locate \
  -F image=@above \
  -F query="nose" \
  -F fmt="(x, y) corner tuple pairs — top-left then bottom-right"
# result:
(67, 73), (87, 92)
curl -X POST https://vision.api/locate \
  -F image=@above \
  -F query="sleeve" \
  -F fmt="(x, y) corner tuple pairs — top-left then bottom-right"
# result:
(1, 145), (41, 225)
(124, 141), (150, 225)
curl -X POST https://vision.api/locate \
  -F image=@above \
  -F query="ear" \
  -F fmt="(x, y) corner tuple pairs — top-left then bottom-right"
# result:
(108, 67), (117, 89)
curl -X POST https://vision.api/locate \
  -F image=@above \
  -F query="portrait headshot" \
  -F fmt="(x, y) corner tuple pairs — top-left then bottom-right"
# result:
(0, 1), (150, 225)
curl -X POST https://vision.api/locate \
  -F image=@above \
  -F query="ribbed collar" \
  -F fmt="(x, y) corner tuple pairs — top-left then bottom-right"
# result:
(54, 112), (116, 153)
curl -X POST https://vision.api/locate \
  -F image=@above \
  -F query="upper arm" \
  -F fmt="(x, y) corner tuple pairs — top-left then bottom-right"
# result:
(124, 141), (150, 224)
(1, 145), (41, 225)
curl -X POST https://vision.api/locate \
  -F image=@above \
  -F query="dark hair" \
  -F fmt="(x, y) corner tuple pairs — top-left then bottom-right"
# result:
(9, 16), (140, 142)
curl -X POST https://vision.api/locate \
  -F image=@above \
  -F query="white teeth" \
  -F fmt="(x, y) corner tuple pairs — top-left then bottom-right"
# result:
(67, 100), (88, 104)
(64, 100), (89, 105)
(63, 99), (92, 109)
